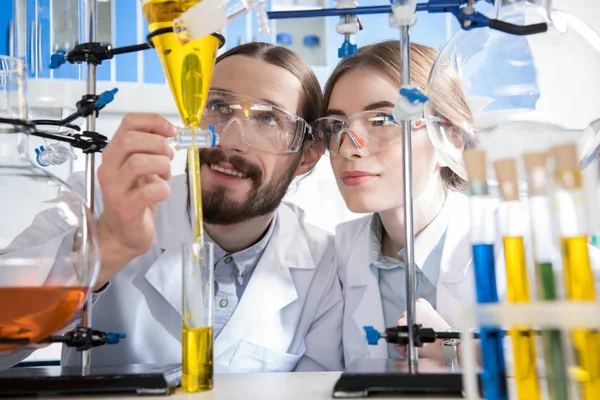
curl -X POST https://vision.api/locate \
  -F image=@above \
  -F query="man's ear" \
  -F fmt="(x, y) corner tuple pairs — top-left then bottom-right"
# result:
(294, 140), (325, 177)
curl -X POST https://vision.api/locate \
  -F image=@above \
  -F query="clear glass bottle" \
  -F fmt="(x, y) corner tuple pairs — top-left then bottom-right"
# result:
(0, 55), (99, 351)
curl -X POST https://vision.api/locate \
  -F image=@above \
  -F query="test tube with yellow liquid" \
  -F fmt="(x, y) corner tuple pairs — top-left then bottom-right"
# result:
(182, 242), (214, 392)
(140, 0), (222, 392)
(551, 144), (600, 400)
(493, 159), (541, 400)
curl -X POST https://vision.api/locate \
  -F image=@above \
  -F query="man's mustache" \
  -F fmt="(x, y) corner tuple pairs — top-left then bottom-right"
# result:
(198, 148), (263, 184)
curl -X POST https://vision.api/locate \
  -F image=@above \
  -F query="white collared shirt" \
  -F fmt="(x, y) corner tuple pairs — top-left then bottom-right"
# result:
(370, 194), (453, 357)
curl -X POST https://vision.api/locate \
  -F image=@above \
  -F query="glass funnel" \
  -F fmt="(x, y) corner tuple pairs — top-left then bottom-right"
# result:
(141, 0), (223, 245)
(0, 56), (99, 351)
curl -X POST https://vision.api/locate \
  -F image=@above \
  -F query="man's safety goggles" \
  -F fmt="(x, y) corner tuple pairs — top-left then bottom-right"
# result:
(199, 90), (313, 154)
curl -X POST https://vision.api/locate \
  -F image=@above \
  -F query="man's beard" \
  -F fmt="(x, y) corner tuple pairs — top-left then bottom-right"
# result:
(185, 147), (301, 225)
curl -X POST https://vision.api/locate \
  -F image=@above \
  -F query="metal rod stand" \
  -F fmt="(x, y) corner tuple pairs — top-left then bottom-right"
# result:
(80, 0), (98, 375)
(399, 25), (418, 374)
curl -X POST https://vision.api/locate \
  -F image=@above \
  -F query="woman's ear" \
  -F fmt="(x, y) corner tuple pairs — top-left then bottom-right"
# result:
(294, 140), (325, 177)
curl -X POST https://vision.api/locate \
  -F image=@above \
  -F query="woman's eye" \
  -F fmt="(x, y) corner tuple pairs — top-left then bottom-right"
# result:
(257, 113), (281, 126)
(332, 121), (344, 131)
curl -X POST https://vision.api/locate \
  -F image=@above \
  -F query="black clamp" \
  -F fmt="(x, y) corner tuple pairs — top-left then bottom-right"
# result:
(71, 130), (109, 154)
(43, 327), (126, 352)
(50, 42), (151, 68)
(31, 89), (118, 131)
(50, 28), (226, 71)
(364, 325), (479, 347)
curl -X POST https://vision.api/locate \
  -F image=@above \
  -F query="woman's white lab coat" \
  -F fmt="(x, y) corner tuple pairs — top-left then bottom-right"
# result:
(336, 190), (600, 367)
(1, 173), (344, 373)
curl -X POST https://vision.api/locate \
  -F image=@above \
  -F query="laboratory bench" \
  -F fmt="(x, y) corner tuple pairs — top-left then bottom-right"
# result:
(16, 372), (463, 400)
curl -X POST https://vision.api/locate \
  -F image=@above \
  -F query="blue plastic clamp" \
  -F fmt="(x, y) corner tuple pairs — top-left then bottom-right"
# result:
(400, 87), (428, 103)
(94, 88), (119, 108)
(363, 326), (381, 345)
(338, 40), (357, 58)
(106, 332), (127, 345)
(49, 50), (67, 69)
(208, 124), (217, 147)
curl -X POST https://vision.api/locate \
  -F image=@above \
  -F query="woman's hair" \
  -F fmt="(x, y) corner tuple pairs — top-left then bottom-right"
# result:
(216, 42), (322, 128)
(322, 40), (476, 190)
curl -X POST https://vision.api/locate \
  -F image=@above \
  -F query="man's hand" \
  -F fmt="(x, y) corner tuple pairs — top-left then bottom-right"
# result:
(393, 298), (451, 361)
(94, 113), (176, 289)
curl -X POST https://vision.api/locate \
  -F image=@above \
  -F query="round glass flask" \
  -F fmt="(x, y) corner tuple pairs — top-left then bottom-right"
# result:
(424, 0), (600, 215)
(0, 56), (99, 351)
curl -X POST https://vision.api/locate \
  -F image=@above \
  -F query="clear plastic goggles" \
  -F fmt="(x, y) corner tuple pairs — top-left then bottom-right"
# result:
(313, 110), (427, 156)
(199, 90), (312, 154)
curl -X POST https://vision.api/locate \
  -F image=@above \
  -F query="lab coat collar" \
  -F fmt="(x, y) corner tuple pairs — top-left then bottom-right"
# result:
(145, 190), (316, 358)
(369, 191), (451, 286)
(153, 174), (194, 252)
(346, 217), (389, 359)
(144, 174), (192, 318)
(213, 203), (316, 359)
(438, 191), (472, 283)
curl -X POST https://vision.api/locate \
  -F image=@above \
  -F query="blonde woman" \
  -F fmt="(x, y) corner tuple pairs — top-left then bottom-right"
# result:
(313, 41), (480, 367)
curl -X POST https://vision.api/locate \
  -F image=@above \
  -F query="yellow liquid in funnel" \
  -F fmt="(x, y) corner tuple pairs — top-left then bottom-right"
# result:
(143, 0), (220, 243)
(142, 0), (220, 127)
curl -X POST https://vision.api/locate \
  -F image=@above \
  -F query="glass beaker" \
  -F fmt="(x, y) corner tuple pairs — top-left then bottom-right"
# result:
(182, 241), (214, 392)
(0, 55), (99, 351)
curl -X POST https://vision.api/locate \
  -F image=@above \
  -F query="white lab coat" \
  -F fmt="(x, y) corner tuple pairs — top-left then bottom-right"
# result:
(1, 173), (344, 373)
(336, 190), (600, 367)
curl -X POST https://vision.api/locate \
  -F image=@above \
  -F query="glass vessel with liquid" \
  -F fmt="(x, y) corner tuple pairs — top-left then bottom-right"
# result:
(0, 55), (99, 352)
(140, 0), (220, 392)
(141, 0), (222, 245)
(182, 242), (214, 392)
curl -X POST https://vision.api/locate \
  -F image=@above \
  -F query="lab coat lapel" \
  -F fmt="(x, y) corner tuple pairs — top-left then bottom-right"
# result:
(347, 222), (387, 359)
(213, 205), (316, 359)
(436, 193), (474, 327)
(144, 175), (192, 316)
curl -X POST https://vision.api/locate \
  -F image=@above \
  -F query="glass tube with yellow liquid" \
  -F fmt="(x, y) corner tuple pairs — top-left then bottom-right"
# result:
(493, 158), (541, 400)
(551, 143), (600, 400)
(140, 0), (222, 392)
(182, 242), (214, 391)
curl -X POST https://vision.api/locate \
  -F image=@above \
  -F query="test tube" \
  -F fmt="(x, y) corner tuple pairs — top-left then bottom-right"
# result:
(493, 158), (541, 400)
(182, 242), (215, 393)
(463, 149), (508, 400)
(523, 152), (569, 400)
(551, 143), (600, 400)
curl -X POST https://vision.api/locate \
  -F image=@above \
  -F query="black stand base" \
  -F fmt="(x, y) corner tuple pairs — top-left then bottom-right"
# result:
(0, 364), (181, 397)
(332, 359), (482, 398)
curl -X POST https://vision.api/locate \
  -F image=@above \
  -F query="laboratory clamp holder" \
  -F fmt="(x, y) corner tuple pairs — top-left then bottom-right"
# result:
(0, 0), (555, 398)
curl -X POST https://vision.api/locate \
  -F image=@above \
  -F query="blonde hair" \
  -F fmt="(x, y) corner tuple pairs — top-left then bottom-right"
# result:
(322, 40), (476, 190)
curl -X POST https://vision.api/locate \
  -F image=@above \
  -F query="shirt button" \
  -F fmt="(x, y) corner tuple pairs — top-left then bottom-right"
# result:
(220, 299), (228, 308)
(241, 271), (248, 277)
(224, 256), (233, 264)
